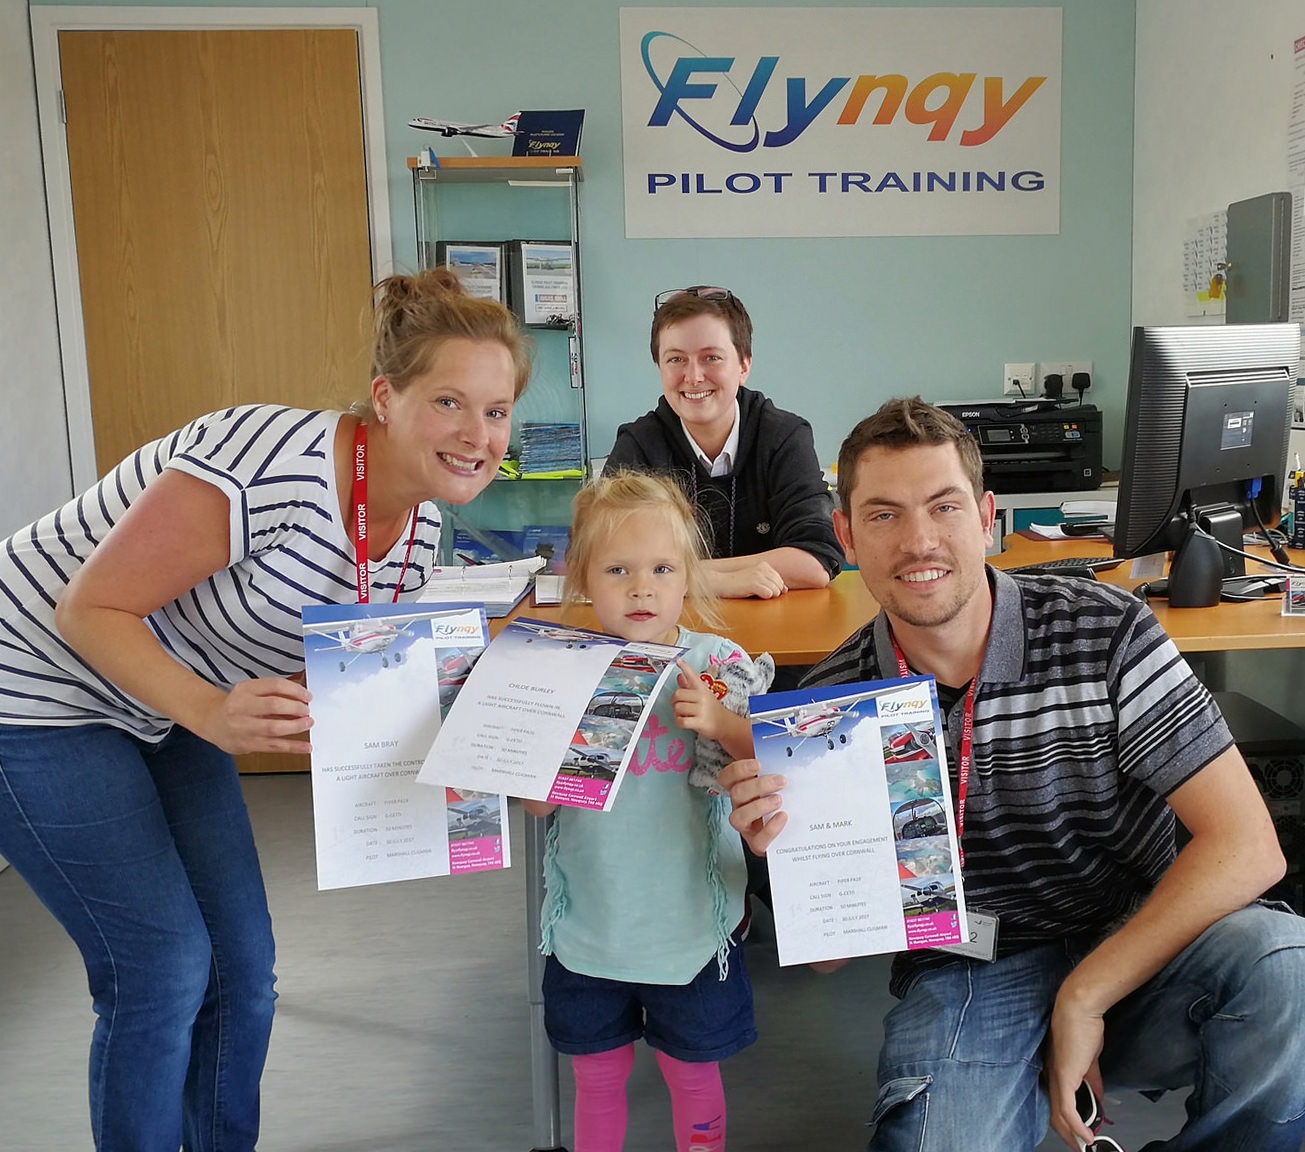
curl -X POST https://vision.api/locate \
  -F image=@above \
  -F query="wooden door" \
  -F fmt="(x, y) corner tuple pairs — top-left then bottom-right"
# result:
(60, 28), (375, 771)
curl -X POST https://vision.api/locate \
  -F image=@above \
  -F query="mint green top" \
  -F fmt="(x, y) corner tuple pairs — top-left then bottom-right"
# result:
(540, 628), (750, 985)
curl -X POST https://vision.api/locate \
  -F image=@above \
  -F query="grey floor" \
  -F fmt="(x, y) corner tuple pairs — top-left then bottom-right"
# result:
(0, 774), (1196, 1151)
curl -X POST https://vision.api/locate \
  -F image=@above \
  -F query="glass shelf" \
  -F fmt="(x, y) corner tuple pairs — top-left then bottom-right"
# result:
(411, 157), (588, 564)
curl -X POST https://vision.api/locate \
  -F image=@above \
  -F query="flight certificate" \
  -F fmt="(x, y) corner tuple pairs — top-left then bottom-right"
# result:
(417, 619), (684, 812)
(301, 602), (509, 890)
(750, 675), (968, 966)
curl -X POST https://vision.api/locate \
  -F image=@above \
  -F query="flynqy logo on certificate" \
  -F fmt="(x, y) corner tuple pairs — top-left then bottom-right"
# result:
(620, 7), (1062, 238)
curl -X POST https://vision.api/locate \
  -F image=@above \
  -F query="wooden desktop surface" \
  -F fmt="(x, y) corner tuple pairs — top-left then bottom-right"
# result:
(503, 536), (1305, 664)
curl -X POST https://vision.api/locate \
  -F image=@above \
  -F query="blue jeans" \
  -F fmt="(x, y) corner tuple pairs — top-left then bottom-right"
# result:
(868, 904), (1305, 1152)
(0, 723), (276, 1151)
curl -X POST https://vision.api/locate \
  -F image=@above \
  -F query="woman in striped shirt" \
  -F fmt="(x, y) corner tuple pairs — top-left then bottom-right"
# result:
(0, 268), (530, 1151)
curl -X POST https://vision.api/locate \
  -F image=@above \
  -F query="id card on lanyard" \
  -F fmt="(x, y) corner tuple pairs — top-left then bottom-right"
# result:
(352, 421), (417, 605)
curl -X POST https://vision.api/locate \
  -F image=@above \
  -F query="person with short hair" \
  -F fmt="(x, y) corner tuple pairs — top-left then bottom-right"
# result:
(0, 267), (531, 1151)
(722, 396), (1305, 1151)
(603, 285), (842, 599)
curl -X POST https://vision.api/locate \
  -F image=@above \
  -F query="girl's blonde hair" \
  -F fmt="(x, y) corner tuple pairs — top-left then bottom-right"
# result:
(564, 471), (722, 632)
(354, 267), (533, 419)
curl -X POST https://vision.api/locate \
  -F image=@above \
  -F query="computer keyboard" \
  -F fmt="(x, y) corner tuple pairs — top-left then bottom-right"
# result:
(1006, 556), (1125, 576)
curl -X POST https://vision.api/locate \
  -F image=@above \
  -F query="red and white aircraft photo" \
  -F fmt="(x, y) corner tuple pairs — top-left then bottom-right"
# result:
(753, 684), (915, 756)
(303, 609), (470, 672)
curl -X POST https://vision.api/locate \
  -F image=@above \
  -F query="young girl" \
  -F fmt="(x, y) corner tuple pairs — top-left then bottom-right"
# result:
(522, 471), (769, 1152)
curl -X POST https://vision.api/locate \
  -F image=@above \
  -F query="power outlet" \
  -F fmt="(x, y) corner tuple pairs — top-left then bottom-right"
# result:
(1039, 360), (1093, 397)
(1003, 362), (1036, 397)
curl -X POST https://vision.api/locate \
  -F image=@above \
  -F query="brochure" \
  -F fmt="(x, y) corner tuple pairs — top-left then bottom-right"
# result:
(301, 602), (510, 890)
(750, 675), (967, 966)
(511, 108), (584, 158)
(417, 618), (685, 811)
(508, 240), (575, 326)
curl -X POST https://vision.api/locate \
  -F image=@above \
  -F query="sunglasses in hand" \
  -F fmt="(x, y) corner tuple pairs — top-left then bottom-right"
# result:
(1073, 1082), (1125, 1152)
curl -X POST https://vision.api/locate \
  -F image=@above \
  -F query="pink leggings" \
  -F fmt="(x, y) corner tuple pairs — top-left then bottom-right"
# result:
(572, 1044), (726, 1152)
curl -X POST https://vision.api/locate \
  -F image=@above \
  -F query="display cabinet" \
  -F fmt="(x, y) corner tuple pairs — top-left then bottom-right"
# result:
(408, 155), (588, 563)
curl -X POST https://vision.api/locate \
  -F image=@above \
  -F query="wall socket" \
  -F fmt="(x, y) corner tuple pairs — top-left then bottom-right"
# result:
(1038, 360), (1093, 395)
(1003, 362), (1036, 396)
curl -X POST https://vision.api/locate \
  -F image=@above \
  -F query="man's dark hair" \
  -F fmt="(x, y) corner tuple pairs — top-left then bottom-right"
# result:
(836, 397), (984, 515)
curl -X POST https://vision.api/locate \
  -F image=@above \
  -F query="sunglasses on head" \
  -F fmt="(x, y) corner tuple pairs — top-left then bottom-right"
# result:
(653, 286), (735, 311)
(1074, 1082), (1125, 1152)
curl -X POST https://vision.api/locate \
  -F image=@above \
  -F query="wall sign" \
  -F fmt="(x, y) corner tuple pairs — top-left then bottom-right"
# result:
(620, 7), (1062, 238)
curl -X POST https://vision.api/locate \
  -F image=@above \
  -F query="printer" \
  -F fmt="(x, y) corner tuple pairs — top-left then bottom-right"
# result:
(935, 399), (1102, 493)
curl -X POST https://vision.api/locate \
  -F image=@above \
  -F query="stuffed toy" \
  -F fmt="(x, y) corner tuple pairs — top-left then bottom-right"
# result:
(689, 650), (776, 792)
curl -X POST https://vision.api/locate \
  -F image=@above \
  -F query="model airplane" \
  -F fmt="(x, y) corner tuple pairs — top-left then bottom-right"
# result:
(408, 112), (521, 138)
(303, 609), (468, 672)
(752, 684), (908, 756)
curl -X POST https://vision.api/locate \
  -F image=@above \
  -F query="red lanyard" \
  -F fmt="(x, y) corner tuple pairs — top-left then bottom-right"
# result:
(891, 635), (975, 870)
(352, 420), (417, 604)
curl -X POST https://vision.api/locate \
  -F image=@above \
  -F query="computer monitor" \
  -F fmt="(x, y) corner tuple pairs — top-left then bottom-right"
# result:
(1113, 323), (1299, 607)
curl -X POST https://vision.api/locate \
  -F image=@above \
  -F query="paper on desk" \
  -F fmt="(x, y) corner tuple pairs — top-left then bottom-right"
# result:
(534, 574), (565, 605)
(1024, 522), (1073, 540)
(753, 676), (967, 966)
(1060, 500), (1116, 518)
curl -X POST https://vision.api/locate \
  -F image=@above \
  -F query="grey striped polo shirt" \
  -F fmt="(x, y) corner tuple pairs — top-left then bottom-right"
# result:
(803, 567), (1232, 986)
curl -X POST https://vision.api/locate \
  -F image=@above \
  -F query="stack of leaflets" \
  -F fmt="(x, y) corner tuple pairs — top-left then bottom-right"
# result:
(518, 422), (583, 477)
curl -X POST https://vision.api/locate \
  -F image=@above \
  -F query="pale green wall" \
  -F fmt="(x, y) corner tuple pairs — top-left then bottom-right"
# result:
(39, 0), (1138, 472)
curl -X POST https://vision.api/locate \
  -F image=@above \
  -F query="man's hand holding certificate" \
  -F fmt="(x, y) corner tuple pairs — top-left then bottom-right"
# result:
(747, 676), (968, 966)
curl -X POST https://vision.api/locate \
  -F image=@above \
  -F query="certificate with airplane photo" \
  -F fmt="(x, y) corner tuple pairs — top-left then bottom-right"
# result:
(301, 602), (509, 890)
(751, 675), (968, 966)
(417, 618), (685, 812)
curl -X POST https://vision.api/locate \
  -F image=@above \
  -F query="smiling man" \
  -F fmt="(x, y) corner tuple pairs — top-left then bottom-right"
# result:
(721, 397), (1305, 1152)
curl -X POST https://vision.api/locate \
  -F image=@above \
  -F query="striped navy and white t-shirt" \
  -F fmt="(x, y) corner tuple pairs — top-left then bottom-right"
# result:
(0, 405), (441, 741)
(802, 567), (1233, 991)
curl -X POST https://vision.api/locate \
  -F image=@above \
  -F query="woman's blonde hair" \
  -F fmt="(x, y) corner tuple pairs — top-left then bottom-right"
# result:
(564, 471), (722, 632)
(354, 267), (533, 418)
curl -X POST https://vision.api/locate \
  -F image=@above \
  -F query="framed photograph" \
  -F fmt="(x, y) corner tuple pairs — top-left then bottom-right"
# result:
(507, 240), (576, 327)
(435, 241), (505, 304)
